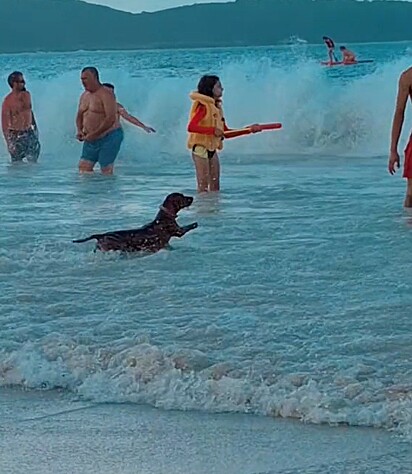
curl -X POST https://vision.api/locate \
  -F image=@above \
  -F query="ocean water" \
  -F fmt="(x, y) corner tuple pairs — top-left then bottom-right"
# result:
(1, 42), (412, 444)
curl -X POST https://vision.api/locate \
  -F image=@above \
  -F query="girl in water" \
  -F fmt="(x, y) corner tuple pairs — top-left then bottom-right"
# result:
(187, 75), (261, 192)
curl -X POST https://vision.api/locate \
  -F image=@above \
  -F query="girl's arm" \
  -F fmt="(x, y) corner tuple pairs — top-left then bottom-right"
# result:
(187, 105), (215, 135)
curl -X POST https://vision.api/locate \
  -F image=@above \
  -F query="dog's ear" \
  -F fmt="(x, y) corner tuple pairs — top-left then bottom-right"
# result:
(163, 193), (176, 207)
(163, 193), (185, 211)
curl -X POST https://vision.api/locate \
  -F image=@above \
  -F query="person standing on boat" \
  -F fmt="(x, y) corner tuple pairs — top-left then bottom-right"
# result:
(322, 36), (337, 64)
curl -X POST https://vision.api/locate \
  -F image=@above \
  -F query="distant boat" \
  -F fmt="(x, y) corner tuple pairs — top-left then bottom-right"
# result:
(281, 35), (308, 46)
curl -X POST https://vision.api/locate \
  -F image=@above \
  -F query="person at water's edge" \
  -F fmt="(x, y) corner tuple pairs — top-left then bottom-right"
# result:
(389, 67), (412, 207)
(1, 71), (40, 163)
(76, 67), (123, 175)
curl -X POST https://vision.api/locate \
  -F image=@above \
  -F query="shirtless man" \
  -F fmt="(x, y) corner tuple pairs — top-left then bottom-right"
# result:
(1, 71), (40, 163)
(76, 67), (123, 175)
(389, 67), (412, 207)
(340, 46), (357, 64)
(102, 83), (156, 133)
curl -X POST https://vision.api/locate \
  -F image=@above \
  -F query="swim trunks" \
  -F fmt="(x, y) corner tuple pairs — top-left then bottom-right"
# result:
(8, 128), (40, 163)
(404, 135), (412, 178)
(192, 145), (216, 159)
(82, 127), (124, 168)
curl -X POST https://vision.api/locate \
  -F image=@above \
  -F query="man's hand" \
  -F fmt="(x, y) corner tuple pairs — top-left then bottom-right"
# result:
(214, 127), (224, 138)
(388, 150), (400, 175)
(76, 131), (85, 142)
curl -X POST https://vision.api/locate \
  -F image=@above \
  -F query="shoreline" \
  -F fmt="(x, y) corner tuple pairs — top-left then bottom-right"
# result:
(1, 388), (411, 474)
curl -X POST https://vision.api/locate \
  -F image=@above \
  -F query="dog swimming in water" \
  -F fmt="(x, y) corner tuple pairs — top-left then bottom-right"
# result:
(73, 193), (198, 253)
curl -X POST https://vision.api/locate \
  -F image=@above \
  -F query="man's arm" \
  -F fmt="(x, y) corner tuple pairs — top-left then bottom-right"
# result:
(31, 111), (37, 130)
(388, 71), (410, 174)
(76, 93), (86, 139)
(118, 104), (155, 132)
(27, 93), (39, 132)
(84, 89), (117, 141)
(1, 99), (11, 145)
(390, 73), (409, 152)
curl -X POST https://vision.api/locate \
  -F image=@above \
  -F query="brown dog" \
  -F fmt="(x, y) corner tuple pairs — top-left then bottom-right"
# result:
(73, 193), (198, 252)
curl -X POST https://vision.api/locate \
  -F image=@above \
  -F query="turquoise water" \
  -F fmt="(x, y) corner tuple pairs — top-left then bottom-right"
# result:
(1, 42), (412, 439)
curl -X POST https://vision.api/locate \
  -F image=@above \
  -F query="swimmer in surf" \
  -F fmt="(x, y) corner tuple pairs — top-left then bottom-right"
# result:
(187, 75), (262, 193)
(76, 67), (123, 175)
(1, 71), (40, 163)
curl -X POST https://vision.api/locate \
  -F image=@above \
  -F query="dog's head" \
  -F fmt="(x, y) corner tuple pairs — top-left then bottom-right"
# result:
(162, 193), (194, 216)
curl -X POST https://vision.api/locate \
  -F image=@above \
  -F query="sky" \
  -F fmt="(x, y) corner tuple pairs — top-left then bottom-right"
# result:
(84, 0), (234, 13)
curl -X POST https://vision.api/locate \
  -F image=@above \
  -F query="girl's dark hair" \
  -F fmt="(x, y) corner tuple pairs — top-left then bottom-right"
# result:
(103, 83), (115, 90)
(197, 75), (220, 98)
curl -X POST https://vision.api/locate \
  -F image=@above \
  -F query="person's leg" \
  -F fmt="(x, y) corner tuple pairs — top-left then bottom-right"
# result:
(79, 140), (98, 173)
(78, 160), (95, 173)
(192, 149), (211, 193)
(8, 132), (25, 163)
(208, 152), (220, 192)
(404, 137), (412, 206)
(99, 128), (124, 175)
(100, 164), (114, 175)
(405, 179), (412, 207)
(25, 129), (41, 163)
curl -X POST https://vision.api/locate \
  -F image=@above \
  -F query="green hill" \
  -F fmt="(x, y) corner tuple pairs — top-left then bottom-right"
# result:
(1, 0), (412, 53)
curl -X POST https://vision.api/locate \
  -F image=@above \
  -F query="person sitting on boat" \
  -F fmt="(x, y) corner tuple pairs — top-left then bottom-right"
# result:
(340, 46), (357, 64)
